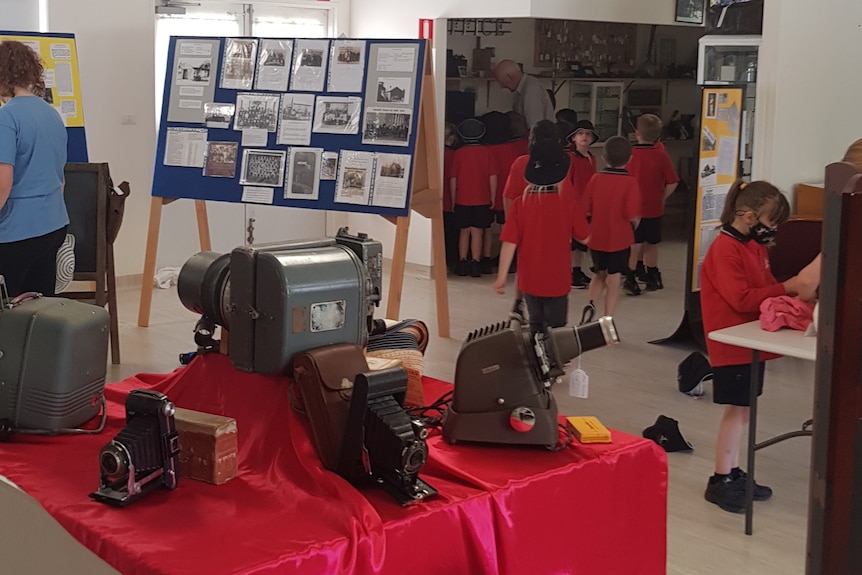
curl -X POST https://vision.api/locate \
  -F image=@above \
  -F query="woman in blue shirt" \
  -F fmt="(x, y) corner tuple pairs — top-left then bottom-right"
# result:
(0, 40), (69, 297)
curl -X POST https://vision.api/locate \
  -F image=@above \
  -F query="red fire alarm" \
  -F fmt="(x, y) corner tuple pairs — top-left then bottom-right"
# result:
(418, 19), (433, 39)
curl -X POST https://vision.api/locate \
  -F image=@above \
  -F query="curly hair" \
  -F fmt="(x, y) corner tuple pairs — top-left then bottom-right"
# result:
(0, 41), (46, 98)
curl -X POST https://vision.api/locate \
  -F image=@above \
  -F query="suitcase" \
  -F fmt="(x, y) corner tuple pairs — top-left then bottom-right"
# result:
(174, 408), (238, 485)
(292, 343), (370, 471)
(0, 295), (109, 431)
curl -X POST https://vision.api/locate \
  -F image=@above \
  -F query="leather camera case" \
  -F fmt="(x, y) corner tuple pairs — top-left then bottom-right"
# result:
(292, 343), (370, 471)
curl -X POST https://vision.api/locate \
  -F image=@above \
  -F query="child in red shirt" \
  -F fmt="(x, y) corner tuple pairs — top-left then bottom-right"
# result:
(450, 118), (497, 277)
(481, 111), (519, 274)
(581, 136), (640, 319)
(493, 138), (590, 336)
(700, 180), (816, 513)
(443, 121), (459, 272)
(625, 114), (679, 295)
(566, 120), (599, 289)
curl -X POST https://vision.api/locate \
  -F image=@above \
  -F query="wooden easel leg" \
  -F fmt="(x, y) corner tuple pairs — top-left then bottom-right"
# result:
(137, 197), (164, 327)
(386, 215), (411, 320)
(106, 244), (121, 364)
(195, 200), (212, 251)
(430, 212), (450, 337)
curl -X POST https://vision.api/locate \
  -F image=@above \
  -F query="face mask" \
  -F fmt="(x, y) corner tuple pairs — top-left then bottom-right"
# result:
(750, 222), (778, 245)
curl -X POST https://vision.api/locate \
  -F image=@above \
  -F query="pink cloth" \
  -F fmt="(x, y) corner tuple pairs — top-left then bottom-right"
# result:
(759, 295), (815, 332)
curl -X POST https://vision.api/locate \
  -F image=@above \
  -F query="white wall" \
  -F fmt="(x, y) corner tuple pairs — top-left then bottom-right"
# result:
(0, 0), (39, 30)
(43, 0), (350, 277)
(529, 0), (693, 26)
(754, 0), (862, 196)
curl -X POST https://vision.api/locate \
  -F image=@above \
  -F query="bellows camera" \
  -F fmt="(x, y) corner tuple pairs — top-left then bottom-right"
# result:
(177, 228), (382, 374)
(90, 390), (180, 507)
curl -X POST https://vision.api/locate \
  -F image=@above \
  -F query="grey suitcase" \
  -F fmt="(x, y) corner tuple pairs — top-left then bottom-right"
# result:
(0, 295), (109, 431)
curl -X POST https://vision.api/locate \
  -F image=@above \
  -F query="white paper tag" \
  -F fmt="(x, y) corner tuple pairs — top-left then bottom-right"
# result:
(568, 368), (589, 399)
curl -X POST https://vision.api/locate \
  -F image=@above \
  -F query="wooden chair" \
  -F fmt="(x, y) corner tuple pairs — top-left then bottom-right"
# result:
(767, 217), (822, 283)
(61, 163), (125, 364)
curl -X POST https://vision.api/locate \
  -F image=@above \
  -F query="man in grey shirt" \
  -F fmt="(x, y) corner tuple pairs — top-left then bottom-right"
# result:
(494, 59), (555, 128)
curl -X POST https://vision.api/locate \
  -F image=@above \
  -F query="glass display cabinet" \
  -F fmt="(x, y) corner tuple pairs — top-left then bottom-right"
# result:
(697, 34), (761, 180)
(568, 81), (624, 142)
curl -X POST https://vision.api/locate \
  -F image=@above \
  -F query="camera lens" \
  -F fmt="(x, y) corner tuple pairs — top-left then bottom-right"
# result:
(100, 444), (129, 479)
(402, 441), (427, 474)
(177, 252), (231, 327)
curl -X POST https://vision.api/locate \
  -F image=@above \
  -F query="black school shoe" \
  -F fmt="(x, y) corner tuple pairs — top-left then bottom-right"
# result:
(705, 475), (746, 513)
(732, 468), (773, 501)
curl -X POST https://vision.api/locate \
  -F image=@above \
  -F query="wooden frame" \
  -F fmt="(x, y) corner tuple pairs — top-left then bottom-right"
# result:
(62, 162), (121, 364)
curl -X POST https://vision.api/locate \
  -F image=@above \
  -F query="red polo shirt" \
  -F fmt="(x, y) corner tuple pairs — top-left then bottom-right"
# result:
(486, 141), (526, 210)
(581, 169), (641, 252)
(451, 144), (496, 206)
(501, 181), (590, 297)
(627, 144), (679, 218)
(443, 146), (455, 212)
(504, 154), (579, 204)
(567, 149), (597, 203)
(701, 226), (786, 367)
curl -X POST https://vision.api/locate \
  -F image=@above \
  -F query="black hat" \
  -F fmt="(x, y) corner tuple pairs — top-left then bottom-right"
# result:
(642, 415), (693, 452)
(677, 351), (712, 397)
(568, 120), (599, 145)
(524, 141), (571, 187)
(457, 118), (485, 143)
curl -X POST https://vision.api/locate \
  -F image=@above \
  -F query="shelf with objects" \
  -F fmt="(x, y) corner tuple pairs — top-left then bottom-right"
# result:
(568, 81), (624, 143)
(697, 34), (760, 180)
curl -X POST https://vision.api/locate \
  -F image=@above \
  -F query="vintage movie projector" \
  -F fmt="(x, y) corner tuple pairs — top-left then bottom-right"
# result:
(177, 227), (383, 374)
(443, 316), (619, 449)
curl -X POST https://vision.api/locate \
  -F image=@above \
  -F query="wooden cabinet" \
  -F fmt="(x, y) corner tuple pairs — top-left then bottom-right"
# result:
(794, 182), (824, 219)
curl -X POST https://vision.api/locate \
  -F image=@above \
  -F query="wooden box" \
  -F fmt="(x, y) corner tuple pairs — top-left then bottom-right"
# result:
(174, 408), (238, 485)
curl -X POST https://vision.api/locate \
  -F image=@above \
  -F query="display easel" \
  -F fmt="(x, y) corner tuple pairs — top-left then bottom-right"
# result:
(138, 44), (449, 337)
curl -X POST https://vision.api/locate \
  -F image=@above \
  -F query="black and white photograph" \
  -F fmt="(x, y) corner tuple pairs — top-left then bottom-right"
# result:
(240, 149), (286, 187)
(290, 39), (330, 92)
(277, 93), (315, 145)
(285, 147), (322, 200)
(255, 39), (292, 91)
(335, 150), (375, 205)
(176, 57), (212, 86)
(320, 151), (338, 180)
(204, 102), (235, 128)
(313, 96), (361, 134)
(203, 141), (238, 178)
(675, 0), (704, 24)
(375, 77), (410, 104)
(328, 40), (366, 92)
(221, 38), (258, 90)
(234, 93), (280, 132)
(362, 107), (412, 147)
(371, 153), (411, 209)
(706, 92), (717, 119)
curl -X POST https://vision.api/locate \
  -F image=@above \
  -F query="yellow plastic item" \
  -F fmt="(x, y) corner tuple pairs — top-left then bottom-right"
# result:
(566, 416), (612, 444)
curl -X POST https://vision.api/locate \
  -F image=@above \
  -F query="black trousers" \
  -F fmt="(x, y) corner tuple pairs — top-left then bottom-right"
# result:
(524, 293), (568, 336)
(0, 226), (67, 297)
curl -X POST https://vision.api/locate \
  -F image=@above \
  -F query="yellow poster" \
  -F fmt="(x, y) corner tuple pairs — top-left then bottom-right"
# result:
(690, 86), (743, 292)
(0, 34), (85, 128)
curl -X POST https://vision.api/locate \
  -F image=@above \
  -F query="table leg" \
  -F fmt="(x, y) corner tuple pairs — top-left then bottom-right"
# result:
(745, 350), (759, 535)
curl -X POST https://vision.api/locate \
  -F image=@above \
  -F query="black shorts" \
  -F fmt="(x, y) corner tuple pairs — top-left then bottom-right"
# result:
(454, 204), (493, 229)
(492, 210), (506, 225)
(712, 362), (766, 406)
(571, 239), (588, 252)
(634, 217), (662, 245)
(590, 248), (630, 275)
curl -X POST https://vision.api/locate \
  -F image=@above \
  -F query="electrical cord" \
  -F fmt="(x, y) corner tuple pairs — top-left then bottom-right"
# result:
(405, 389), (453, 431)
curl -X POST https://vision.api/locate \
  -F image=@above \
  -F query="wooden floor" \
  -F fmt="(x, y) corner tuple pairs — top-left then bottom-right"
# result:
(110, 232), (813, 574)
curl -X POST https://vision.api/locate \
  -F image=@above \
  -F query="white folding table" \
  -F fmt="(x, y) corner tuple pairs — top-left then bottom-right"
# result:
(708, 321), (816, 535)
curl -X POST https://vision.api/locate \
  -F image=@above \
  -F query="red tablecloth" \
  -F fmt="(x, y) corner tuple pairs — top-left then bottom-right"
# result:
(0, 354), (667, 575)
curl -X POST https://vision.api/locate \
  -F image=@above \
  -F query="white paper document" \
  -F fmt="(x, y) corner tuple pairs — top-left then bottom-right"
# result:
(241, 128), (269, 147)
(54, 61), (74, 97)
(335, 151), (375, 205)
(376, 46), (416, 73)
(180, 42), (213, 57)
(277, 93), (315, 146)
(701, 184), (730, 223)
(43, 69), (55, 88)
(50, 43), (71, 60)
(312, 96), (361, 135)
(362, 107), (412, 147)
(234, 93), (280, 132)
(221, 38), (258, 90)
(290, 39), (330, 92)
(328, 40), (366, 93)
(371, 153), (411, 208)
(242, 187), (274, 204)
(175, 57), (212, 87)
(320, 152), (338, 180)
(285, 147), (323, 200)
(164, 128), (207, 168)
(179, 86), (205, 97)
(717, 136), (739, 177)
(255, 39), (292, 91)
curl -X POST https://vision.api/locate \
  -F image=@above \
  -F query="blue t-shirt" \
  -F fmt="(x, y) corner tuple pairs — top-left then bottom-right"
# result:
(0, 95), (68, 242)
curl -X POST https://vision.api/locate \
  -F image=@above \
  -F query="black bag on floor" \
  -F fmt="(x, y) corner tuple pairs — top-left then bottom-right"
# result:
(677, 351), (712, 397)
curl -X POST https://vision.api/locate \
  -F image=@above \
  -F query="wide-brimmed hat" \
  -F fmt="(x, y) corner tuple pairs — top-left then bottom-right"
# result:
(524, 141), (571, 187)
(457, 118), (485, 143)
(568, 120), (599, 145)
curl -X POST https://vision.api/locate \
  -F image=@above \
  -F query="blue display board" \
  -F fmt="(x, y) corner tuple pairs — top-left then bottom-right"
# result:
(0, 30), (88, 162)
(152, 36), (426, 217)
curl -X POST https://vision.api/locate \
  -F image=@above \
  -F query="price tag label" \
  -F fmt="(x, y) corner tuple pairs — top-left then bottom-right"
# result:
(568, 368), (589, 399)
